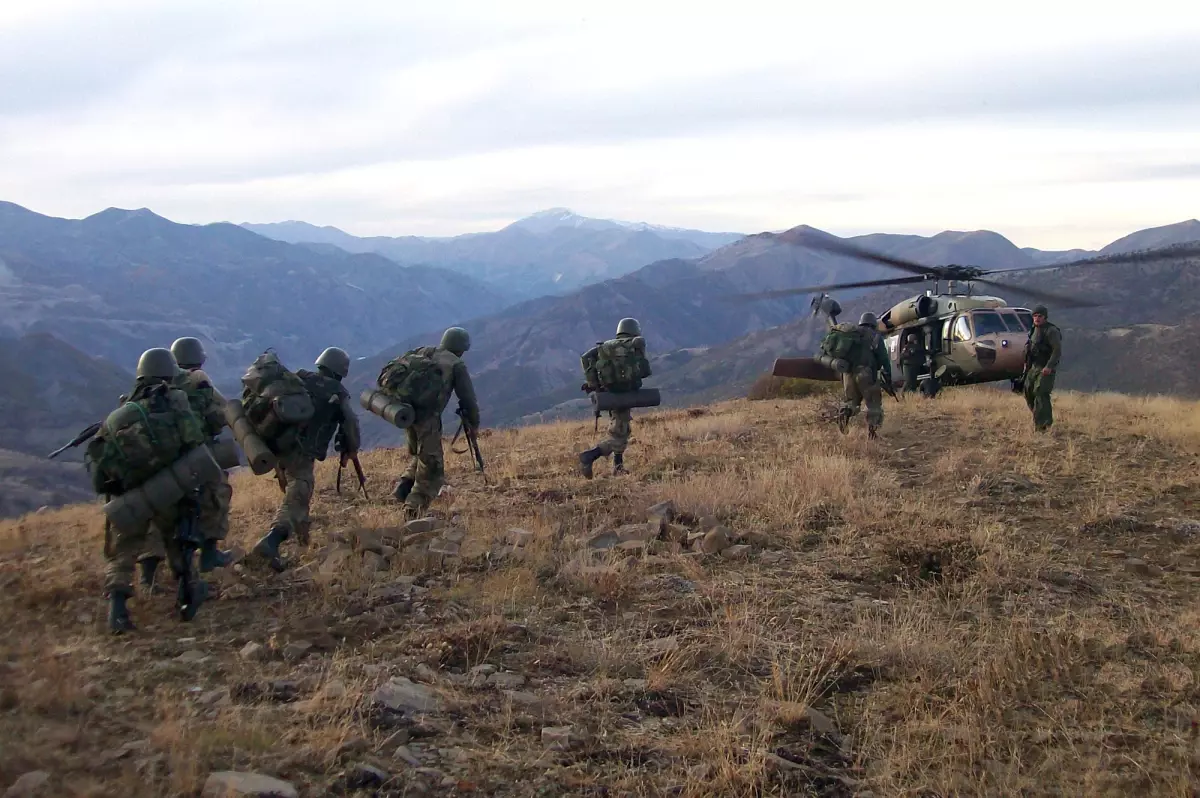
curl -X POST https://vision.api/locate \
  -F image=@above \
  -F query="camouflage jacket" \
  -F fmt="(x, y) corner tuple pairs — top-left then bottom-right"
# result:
(296, 369), (361, 461)
(898, 332), (926, 366)
(173, 368), (227, 439)
(1025, 322), (1062, 371)
(424, 346), (480, 427)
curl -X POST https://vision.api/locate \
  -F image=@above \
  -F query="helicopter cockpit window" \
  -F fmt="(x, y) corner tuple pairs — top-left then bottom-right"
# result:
(951, 316), (972, 342)
(971, 311), (1009, 336)
(1014, 310), (1033, 330)
(999, 311), (1026, 332)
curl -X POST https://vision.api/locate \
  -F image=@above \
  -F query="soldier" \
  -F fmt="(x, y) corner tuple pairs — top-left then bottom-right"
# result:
(899, 328), (926, 393)
(137, 337), (233, 591)
(833, 312), (891, 438)
(89, 348), (208, 634)
(1022, 305), (1062, 432)
(253, 347), (361, 571)
(390, 327), (480, 519)
(578, 317), (652, 478)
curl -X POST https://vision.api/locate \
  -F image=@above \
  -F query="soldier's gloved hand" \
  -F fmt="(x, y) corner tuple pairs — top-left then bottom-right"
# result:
(832, 359), (850, 374)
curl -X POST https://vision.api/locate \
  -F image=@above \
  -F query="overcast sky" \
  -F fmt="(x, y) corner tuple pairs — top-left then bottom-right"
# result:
(1, 0), (1198, 249)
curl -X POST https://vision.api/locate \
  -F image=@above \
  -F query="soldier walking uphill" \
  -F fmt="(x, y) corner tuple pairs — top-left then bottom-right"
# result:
(137, 337), (233, 591)
(389, 327), (480, 519)
(819, 312), (892, 439)
(253, 347), (361, 571)
(578, 318), (652, 478)
(87, 348), (209, 634)
(1022, 304), (1062, 432)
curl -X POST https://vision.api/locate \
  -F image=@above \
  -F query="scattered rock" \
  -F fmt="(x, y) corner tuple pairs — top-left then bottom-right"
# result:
(698, 515), (719, 531)
(616, 522), (660, 543)
(394, 745), (422, 767)
(663, 523), (691, 543)
(4, 770), (50, 797)
(644, 636), (680, 654)
(615, 539), (649, 552)
(197, 688), (230, 707)
(699, 526), (733, 555)
(281, 641), (312, 661)
(222, 583), (252, 600)
(381, 545), (397, 559)
(541, 726), (575, 750)
(760, 551), (785, 565)
(646, 500), (676, 524)
(343, 763), (389, 789)
(1125, 558), (1164, 578)
(441, 529), (466, 544)
(201, 772), (298, 798)
(803, 706), (839, 735)
(403, 518), (445, 536)
(623, 678), (649, 690)
(721, 544), (751, 560)
(469, 664), (498, 677)
(175, 649), (207, 665)
(506, 528), (535, 547)
(362, 551), (388, 575)
(321, 680), (348, 700)
(486, 671), (527, 689)
(239, 642), (267, 662)
(738, 530), (771, 548)
(587, 530), (621, 550)
(764, 753), (804, 773)
(428, 539), (461, 557)
(502, 690), (540, 706)
(320, 548), (355, 575)
(354, 529), (386, 555)
(372, 677), (440, 713)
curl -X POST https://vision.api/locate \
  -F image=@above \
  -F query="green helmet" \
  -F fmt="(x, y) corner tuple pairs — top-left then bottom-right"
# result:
(170, 336), (206, 369)
(616, 317), (641, 337)
(315, 346), (350, 379)
(136, 347), (179, 380)
(440, 327), (470, 355)
(859, 312), (877, 327)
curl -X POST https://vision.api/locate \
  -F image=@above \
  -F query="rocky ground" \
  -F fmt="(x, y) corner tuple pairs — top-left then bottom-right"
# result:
(2, 389), (1199, 797)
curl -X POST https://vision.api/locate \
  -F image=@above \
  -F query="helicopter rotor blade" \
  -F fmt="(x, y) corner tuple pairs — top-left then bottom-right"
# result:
(969, 277), (1102, 308)
(775, 231), (942, 277)
(729, 275), (930, 302)
(1005, 241), (1200, 274)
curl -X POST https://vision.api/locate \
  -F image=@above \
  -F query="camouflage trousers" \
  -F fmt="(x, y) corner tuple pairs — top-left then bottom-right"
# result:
(596, 408), (632, 456)
(403, 416), (445, 513)
(271, 449), (316, 542)
(842, 368), (883, 427)
(1024, 369), (1056, 430)
(140, 470), (231, 563)
(106, 507), (184, 595)
(902, 363), (922, 393)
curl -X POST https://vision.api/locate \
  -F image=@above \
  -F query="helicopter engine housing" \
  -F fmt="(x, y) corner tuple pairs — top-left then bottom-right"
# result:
(879, 295), (937, 331)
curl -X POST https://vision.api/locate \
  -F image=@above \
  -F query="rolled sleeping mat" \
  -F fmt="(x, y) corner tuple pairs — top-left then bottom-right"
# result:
(771, 357), (841, 381)
(103, 444), (224, 535)
(207, 438), (242, 471)
(360, 389), (415, 429)
(591, 387), (662, 413)
(223, 398), (276, 475)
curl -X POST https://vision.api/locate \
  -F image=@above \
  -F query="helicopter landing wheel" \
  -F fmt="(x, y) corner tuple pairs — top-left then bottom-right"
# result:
(920, 376), (941, 398)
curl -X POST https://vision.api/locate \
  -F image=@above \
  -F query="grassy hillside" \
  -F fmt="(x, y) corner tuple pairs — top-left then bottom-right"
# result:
(2, 390), (1200, 796)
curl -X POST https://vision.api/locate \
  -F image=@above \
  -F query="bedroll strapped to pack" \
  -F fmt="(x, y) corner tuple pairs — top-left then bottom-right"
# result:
(90, 391), (195, 493)
(240, 350), (315, 453)
(591, 336), (650, 393)
(376, 347), (446, 416)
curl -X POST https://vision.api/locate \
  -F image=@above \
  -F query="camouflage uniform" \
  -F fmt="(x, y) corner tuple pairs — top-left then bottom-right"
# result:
(141, 368), (232, 572)
(1023, 309), (1062, 431)
(578, 321), (652, 477)
(898, 329), (925, 393)
(841, 323), (891, 432)
(399, 347), (479, 515)
(597, 408), (632, 458)
(93, 378), (207, 599)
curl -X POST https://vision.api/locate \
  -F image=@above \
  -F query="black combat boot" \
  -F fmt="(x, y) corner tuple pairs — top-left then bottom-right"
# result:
(252, 525), (290, 573)
(108, 590), (136, 635)
(867, 425), (879, 440)
(578, 447), (604, 479)
(198, 539), (233, 572)
(612, 452), (626, 475)
(177, 577), (209, 622)
(393, 477), (415, 503)
(139, 556), (163, 595)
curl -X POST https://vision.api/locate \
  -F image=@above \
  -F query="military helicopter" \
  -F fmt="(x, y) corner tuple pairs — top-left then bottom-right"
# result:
(734, 231), (1191, 397)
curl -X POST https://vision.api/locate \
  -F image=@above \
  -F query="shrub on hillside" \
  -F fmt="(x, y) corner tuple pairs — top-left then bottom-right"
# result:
(747, 374), (838, 400)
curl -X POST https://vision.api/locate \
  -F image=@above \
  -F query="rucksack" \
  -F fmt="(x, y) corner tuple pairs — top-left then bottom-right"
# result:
(240, 351), (314, 453)
(592, 336), (650, 392)
(820, 324), (863, 362)
(376, 347), (446, 415)
(89, 386), (196, 493)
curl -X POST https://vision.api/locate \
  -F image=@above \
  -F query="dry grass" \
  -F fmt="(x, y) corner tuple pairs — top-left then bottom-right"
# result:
(2, 389), (1200, 796)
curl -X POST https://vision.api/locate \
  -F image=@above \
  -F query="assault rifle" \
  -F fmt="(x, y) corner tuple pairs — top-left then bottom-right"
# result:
(48, 421), (103, 459)
(880, 377), (902, 403)
(337, 451), (370, 499)
(176, 492), (204, 622)
(451, 407), (488, 484)
(581, 383), (600, 431)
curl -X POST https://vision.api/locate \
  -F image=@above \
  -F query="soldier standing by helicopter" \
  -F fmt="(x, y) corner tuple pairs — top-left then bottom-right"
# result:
(898, 328), (926, 393)
(1022, 305), (1061, 432)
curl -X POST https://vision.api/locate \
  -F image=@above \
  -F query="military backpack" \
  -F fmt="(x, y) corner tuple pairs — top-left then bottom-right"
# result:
(240, 350), (315, 453)
(586, 336), (651, 393)
(376, 347), (446, 416)
(819, 323), (863, 363)
(87, 385), (199, 494)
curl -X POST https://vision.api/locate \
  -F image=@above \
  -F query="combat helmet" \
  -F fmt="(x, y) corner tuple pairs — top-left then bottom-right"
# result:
(858, 312), (877, 327)
(440, 327), (471, 356)
(315, 347), (351, 380)
(136, 348), (179, 380)
(170, 336), (206, 369)
(616, 317), (641, 337)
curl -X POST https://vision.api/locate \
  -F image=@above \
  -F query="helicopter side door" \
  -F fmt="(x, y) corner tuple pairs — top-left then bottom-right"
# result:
(939, 314), (973, 378)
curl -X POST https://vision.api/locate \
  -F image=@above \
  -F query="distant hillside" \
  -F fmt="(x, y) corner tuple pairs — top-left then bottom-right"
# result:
(0, 447), (94, 518)
(1099, 219), (1200, 256)
(243, 209), (744, 300)
(0, 202), (508, 383)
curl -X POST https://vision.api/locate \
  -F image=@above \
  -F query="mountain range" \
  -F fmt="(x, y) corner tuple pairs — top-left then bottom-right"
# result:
(242, 209), (744, 300)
